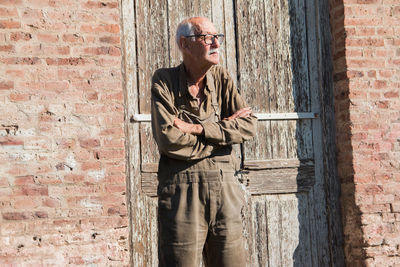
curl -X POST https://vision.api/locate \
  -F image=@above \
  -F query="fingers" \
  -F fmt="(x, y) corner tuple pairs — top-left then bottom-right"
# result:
(223, 107), (252, 121)
(235, 107), (252, 118)
(173, 117), (183, 127)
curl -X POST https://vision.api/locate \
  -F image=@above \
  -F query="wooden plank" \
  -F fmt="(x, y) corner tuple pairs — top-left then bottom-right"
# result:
(222, 0), (238, 85)
(313, 0), (345, 265)
(135, 0), (169, 114)
(121, 0), (154, 265)
(139, 122), (159, 165)
(141, 164), (315, 197)
(266, 195), (282, 266)
(287, 120), (298, 158)
(210, 0), (227, 70)
(141, 172), (158, 197)
(142, 158), (314, 173)
(280, 195), (298, 266)
(244, 165), (315, 195)
(248, 194), (315, 267)
(241, 187), (254, 266)
(273, 0), (290, 160)
(236, 0), (270, 113)
(251, 198), (269, 266)
(244, 158), (313, 169)
(295, 192), (313, 266)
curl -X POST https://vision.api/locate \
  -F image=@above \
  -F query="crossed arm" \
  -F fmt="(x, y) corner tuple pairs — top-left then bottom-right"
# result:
(151, 69), (257, 160)
(173, 107), (253, 135)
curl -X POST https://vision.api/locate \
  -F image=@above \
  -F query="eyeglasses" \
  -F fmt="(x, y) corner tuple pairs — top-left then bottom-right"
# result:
(185, 34), (224, 45)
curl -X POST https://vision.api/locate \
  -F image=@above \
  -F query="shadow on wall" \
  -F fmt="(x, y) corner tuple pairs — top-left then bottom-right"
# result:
(289, 0), (354, 265)
(329, 0), (366, 265)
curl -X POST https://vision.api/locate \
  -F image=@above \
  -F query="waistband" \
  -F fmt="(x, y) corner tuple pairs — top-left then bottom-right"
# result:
(160, 169), (238, 185)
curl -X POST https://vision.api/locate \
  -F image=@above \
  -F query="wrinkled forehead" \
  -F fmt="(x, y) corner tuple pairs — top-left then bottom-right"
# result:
(190, 18), (217, 34)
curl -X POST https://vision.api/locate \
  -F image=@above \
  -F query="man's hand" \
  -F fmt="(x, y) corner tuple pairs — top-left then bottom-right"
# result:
(173, 118), (204, 135)
(223, 107), (252, 121)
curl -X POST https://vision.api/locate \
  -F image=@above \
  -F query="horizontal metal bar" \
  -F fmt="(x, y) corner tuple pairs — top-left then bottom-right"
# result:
(131, 112), (318, 122)
(131, 114), (151, 122)
(254, 112), (318, 120)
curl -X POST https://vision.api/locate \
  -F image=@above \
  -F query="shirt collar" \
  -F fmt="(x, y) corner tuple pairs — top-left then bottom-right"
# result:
(178, 63), (215, 98)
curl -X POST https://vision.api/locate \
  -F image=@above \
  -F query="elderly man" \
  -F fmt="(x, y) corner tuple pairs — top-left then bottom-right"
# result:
(151, 17), (257, 267)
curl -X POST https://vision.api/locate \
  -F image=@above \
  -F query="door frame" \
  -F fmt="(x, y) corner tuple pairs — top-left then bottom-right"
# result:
(121, 0), (344, 265)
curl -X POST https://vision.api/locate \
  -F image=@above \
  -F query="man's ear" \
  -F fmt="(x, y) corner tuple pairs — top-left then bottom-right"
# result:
(180, 37), (188, 50)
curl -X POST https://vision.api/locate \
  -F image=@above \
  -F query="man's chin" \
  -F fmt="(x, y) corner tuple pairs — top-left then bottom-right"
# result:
(207, 57), (220, 65)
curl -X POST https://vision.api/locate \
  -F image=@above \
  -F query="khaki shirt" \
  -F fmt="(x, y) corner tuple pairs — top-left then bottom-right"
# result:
(151, 63), (256, 177)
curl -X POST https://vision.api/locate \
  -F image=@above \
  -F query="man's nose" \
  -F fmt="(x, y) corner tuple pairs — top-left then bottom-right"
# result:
(212, 38), (220, 48)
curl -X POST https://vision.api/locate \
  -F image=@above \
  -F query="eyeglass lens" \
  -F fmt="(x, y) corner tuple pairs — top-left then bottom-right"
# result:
(205, 34), (224, 45)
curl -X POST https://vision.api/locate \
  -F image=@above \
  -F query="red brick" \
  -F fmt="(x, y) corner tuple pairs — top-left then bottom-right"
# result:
(85, 91), (98, 101)
(62, 33), (84, 43)
(98, 127), (124, 137)
(0, 20), (20, 29)
(14, 175), (35, 185)
(21, 8), (43, 19)
(344, 18), (382, 26)
(68, 257), (85, 265)
(14, 197), (39, 209)
(99, 36), (120, 44)
(63, 174), (84, 183)
(34, 211), (48, 218)
(0, 81), (14, 90)
(0, 0), (23, 5)
(83, 1), (118, 9)
(48, 0), (79, 8)
(15, 186), (48, 196)
(392, 203), (400, 213)
(46, 57), (86, 66)
(1, 57), (41, 65)
(9, 93), (30, 101)
(2, 211), (28, 220)
(44, 81), (69, 91)
(42, 197), (61, 208)
(359, 204), (391, 213)
(375, 194), (395, 204)
(83, 46), (120, 56)
(0, 137), (23, 146)
(95, 149), (124, 160)
(0, 178), (9, 188)
(373, 80), (387, 89)
(10, 32), (32, 41)
(105, 184), (125, 193)
(81, 161), (101, 170)
(37, 33), (59, 43)
(0, 44), (14, 52)
(377, 27), (394, 36)
(347, 59), (385, 68)
(57, 69), (81, 80)
(384, 91), (399, 98)
(376, 49), (395, 57)
(379, 70), (395, 78)
(80, 24), (120, 33)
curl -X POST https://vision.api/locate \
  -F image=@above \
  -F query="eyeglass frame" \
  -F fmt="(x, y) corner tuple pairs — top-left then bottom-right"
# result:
(184, 34), (224, 45)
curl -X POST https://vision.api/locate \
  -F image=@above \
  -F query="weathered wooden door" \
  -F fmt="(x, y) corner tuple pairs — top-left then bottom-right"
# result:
(122, 0), (343, 266)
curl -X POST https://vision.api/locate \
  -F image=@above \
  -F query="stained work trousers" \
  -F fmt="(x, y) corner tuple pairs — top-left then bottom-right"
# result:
(158, 169), (246, 267)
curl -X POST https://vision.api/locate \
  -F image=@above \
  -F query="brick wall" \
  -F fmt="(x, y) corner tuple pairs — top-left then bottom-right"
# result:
(0, 0), (129, 265)
(329, 0), (400, 265)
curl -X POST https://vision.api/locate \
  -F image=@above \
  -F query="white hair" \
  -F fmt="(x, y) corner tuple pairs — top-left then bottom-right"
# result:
(176, 20), (195, 50)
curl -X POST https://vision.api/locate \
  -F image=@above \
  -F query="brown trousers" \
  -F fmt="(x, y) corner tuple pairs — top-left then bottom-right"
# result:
(157, 169), (246, 267)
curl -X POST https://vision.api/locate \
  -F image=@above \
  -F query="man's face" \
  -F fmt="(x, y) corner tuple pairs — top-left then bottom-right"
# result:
(183, 19), (221, 67)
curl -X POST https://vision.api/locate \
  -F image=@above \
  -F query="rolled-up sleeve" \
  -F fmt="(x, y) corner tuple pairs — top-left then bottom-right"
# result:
(151, 70), (217, 160)
(201, 69), (257, 146)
